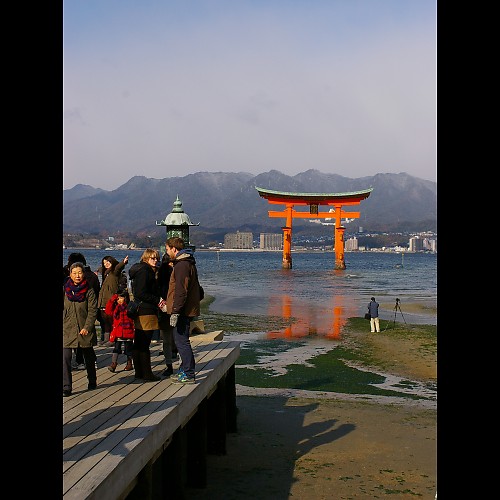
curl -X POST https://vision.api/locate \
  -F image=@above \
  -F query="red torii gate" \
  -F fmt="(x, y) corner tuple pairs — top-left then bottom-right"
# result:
(255, 186), (373, 269)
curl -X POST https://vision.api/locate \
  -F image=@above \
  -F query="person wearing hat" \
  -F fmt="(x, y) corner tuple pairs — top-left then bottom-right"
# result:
(104, 287), (135, 372)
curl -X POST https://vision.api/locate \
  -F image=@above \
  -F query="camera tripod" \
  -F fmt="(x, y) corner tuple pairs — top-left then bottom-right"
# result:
(384, 298), (407, 330)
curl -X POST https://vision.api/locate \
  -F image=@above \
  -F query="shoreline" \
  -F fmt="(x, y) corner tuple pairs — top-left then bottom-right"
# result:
(64, 246), (436, 254)
(235, 384), (437, 410)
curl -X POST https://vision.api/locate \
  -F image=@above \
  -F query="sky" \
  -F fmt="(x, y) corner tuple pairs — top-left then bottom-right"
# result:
(63, 0), (436, 191)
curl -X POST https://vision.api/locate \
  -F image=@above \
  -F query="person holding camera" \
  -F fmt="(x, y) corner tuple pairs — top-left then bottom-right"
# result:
(367, 297), (380, 333)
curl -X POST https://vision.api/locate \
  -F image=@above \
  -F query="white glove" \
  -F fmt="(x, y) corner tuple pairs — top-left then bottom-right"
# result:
(170, 314), (179, 327)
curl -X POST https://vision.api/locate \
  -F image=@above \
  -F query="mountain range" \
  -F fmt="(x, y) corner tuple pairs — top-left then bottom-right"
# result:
(63, 169), (437, 244)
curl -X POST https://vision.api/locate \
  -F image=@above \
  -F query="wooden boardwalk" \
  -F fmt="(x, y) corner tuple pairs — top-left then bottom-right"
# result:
(63, 332), (240, 500)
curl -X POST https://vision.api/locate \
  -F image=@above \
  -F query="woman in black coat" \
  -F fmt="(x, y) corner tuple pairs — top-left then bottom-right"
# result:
(128, 248), (162, 381)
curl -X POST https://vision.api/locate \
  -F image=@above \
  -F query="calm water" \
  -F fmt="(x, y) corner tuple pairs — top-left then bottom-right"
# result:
(64, 249), (436, 339)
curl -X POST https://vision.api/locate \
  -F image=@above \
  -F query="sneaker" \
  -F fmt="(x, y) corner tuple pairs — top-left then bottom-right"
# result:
(162, 366), (173, 377)
(170, 369), (185, 380)
(172, 372), (195, 384)
(77, 363), (86, 370)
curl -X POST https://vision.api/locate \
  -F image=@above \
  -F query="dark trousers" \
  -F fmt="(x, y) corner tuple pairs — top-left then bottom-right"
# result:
(112, 339), (133, 356)
(63, 346), (97, 392)
(173, 315), (195, 378)
(100, 309), (112, 341)
(74, 346), (84, 364)
(132, 329), (153, 353)
(160, 325), (174, 365)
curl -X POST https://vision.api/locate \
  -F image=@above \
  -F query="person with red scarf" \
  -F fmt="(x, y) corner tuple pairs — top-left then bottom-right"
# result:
(63, 262), (99, 397)
(105, 288), (135, 372)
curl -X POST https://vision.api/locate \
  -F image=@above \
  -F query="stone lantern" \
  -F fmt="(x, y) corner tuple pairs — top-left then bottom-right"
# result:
(155, 195), (200, 251)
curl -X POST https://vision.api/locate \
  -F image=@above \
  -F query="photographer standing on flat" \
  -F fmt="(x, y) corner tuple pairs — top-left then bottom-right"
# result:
(367, 297), (380, 333)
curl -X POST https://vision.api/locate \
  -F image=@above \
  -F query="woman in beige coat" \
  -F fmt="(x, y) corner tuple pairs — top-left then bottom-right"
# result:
(63, 262), (99, 397)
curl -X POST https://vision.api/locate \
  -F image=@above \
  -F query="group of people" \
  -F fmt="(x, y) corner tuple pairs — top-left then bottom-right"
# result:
(62, 236), (202, 397)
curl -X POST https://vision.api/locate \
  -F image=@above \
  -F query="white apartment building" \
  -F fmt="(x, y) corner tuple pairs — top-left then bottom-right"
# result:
(344, 236), (359, 251)
(409, 236), (424, 252)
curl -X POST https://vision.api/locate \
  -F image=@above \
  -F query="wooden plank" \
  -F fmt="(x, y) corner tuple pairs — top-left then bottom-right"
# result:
(64, 340), (229, 462)
(65, 344), (239, 499)
(190, 330), (224, 342)
(63, 338), (239, 500)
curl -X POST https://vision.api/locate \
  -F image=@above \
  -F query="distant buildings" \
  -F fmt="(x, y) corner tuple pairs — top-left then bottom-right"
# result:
(259, 233), (283, 250)
(224, 231), (253, 249)
(344, 236), (359, 251)
(64, 229), (436, 253)
(221, 231), (437, 252)
(409, 235), (437, 252)
(223, 231), (283, 250)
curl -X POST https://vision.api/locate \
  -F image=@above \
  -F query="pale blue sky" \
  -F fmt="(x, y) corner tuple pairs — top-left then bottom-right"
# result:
(63, 0), (436, 191)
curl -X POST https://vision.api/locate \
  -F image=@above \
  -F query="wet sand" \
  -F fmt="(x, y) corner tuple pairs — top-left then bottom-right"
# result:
(185, 303), (437, 499)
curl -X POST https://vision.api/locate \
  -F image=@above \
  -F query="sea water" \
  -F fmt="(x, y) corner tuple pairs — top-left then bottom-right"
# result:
(63, 249), (436, 339)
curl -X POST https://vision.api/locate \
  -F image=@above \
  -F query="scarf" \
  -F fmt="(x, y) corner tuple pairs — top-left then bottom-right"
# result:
(114, 302), (128, 320)
(65, 278), (89, 302)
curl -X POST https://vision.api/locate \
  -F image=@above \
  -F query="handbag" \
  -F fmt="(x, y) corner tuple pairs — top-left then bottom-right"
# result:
(364, 313), (371, 320)
(127, 300), (142, 319)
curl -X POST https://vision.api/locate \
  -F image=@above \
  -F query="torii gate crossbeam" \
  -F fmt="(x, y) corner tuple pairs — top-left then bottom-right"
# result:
(256, 186), (373, 269)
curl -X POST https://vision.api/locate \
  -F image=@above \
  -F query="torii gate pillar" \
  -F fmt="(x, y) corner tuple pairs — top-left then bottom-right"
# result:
(282, 226), (292, 269)
(335, 225), (346, 270)
(281, 205), (293, 269)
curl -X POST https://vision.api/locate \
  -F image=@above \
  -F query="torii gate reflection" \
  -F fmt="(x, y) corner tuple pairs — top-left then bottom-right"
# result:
(264, 275), (358, 340)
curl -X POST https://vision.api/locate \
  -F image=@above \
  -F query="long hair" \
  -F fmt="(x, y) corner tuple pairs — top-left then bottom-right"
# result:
(101, 255), (120, 277)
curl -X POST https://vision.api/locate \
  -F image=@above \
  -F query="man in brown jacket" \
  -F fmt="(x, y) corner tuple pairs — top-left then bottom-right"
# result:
(165, 237), (201, 384)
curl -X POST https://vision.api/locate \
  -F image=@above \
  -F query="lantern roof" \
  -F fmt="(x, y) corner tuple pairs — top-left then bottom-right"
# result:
(155, 195), (200, 227)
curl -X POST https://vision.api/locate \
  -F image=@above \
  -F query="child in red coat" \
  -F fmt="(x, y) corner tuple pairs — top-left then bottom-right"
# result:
(105, 288), (135, 372)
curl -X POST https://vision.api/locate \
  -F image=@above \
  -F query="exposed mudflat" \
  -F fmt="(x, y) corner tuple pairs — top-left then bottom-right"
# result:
(185, 305), (437, 499)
